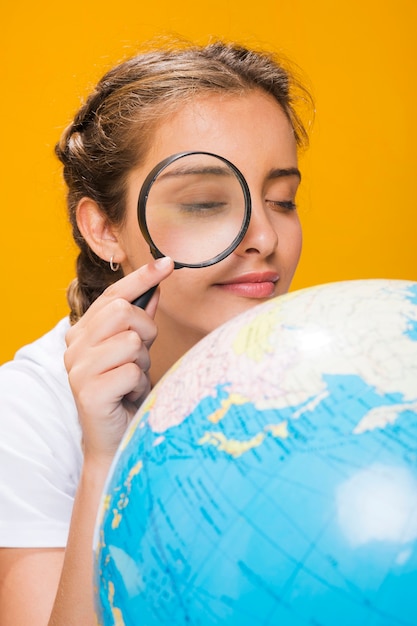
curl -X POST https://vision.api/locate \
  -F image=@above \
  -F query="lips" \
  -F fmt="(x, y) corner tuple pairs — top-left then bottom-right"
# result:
(215, 272), (279, 298)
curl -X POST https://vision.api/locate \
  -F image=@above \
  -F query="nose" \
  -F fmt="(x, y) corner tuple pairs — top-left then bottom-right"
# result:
(235, 197), (278, 258)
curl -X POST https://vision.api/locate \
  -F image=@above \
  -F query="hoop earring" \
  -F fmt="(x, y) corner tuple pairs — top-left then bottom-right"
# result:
(110, 256), (120, 272)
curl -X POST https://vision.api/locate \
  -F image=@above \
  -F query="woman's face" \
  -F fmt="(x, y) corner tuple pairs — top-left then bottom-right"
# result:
(119, 89), (302, 345)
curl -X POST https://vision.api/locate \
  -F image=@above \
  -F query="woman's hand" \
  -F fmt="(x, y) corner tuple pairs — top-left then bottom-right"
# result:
(64, 257), (174, 463)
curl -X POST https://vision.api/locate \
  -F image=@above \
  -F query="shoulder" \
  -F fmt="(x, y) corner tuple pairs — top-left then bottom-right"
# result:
(1, 318), (71, 401)
(0, 318), (82, 547)
(0, 316), (79, 440)
(11, 316), (70, 374)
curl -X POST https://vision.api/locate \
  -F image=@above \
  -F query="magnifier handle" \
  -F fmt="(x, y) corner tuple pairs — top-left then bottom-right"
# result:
(131, 284), (158, 309)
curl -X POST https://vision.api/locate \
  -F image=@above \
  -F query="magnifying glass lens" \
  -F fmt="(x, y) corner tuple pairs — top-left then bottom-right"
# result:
(141, 153), (250, 267)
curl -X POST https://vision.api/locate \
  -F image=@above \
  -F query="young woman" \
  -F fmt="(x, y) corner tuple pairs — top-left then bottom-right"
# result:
(0, 40), (311, 624)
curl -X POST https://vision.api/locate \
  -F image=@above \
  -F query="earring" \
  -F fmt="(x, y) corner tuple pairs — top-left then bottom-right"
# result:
(109, 256), (120, 272)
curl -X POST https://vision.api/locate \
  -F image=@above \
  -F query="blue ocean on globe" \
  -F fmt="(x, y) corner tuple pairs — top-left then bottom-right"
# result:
(94, 279), (417, 626)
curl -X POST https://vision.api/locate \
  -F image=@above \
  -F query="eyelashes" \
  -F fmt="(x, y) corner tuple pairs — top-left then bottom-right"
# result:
(266, 199), (297, 212)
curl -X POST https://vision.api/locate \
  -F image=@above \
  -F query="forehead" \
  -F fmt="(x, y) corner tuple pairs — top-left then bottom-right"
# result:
(146, 90), (297, 169)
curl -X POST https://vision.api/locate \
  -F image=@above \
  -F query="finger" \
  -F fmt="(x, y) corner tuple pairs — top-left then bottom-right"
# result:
(65, 257), (173, 348)
(100, 256), (174, 311)
(71, 330), (151, 380)
(67, 298), (158, 353)
(125, 385), (150, 405)
(74, 364), (151, 445)
(65, 293), (160, 363)
(72, 359), (149, 410)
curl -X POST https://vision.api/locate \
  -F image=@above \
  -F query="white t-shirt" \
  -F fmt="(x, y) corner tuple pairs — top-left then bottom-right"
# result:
(0, 318), (82, 548)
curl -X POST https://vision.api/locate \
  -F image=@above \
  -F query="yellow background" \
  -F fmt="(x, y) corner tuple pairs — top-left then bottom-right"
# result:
(1, 0), (416, 363)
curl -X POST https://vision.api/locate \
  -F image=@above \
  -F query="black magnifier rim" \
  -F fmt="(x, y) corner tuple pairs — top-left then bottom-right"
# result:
(137, 151), (252, 269)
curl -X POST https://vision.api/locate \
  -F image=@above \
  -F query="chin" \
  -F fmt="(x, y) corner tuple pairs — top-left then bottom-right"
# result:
(204, 297), (272, 334)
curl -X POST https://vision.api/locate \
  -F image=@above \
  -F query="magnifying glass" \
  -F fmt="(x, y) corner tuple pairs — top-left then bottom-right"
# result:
(132, 151), (251, 308)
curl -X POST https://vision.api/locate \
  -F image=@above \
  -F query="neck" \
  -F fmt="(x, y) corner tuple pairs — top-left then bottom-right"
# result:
(149, 311), (205, 387)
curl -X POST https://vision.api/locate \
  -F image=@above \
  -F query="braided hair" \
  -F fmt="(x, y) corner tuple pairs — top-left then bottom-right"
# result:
(55, 40), (313, 323)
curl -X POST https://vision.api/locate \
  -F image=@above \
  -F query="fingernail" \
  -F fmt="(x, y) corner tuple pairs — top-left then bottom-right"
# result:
(154, 256), (173, 269)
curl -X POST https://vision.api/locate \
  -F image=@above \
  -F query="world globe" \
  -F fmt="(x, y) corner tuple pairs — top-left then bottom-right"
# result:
(94, 279), (417, 626)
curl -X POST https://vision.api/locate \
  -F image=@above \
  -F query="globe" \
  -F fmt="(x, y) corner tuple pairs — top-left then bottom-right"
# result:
(94, 279), (417, 626)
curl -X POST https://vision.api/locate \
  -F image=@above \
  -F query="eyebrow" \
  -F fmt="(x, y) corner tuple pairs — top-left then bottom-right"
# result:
(157, 165), (234, 180)
(268, 167), (302, 182)
(156, 164), (302, 184)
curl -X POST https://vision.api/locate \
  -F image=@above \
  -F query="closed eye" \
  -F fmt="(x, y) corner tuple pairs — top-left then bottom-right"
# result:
(179, 201), (228, 214)
(266, 200), (297, 212)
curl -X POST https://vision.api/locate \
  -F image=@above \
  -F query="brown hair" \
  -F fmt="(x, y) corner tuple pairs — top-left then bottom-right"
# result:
(55, 39), (313, 323)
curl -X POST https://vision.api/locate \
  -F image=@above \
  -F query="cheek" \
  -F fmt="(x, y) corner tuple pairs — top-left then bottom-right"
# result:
(157, 268), (219, 335)
(278, 216), (303, 264)
(160, 266), (204, 299)
(121, 215), (155, 271)
(158, 264), (219, 314)
(293, 224), (303, 262)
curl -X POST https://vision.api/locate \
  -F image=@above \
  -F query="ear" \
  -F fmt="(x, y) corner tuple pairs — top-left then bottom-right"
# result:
(76, 197), (126, 265)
